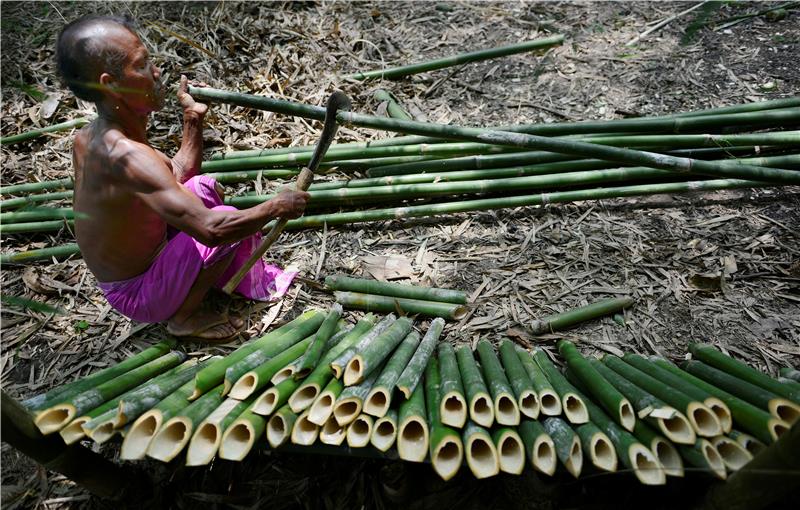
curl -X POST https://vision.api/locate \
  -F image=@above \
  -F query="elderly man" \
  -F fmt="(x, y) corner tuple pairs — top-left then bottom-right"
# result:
(56, 15), (309, 341)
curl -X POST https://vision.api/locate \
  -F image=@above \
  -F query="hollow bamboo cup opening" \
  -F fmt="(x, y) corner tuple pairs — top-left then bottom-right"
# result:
(629, 444), (667, 486)
(121, 411), (162, 460)
(147, 417), (191, 462)
(470, 394), (494, 428)
(186, 422), (221, 466)
(220, 421), (255, 461)
(34, 404), (75, 435)
(466, 436), (499, 479)
(432, 438), (463, 481)
(687, 402), (722, 437)
(532, 437), (557, 476)
(539, 390), (562, 416)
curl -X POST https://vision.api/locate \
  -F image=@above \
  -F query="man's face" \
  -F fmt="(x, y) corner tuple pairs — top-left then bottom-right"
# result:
(106, 27), (164, 113)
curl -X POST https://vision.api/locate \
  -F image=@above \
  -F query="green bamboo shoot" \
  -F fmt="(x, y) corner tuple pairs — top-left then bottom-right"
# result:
(395, 318), (444, 398)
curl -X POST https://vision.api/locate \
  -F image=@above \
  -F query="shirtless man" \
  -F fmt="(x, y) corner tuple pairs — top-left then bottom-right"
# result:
(56, 15), (310, 341)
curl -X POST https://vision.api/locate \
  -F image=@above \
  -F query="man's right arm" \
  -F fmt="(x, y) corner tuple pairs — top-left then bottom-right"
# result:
(115, 140), (309, 246)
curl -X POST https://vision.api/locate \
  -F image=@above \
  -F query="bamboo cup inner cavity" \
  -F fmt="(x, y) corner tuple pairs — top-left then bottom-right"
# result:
(563, 394), (589, 423)
(660, 414), (695, 444)
(714, 437), (751, 470)
(35, 406), (74, 434)
(471, 395), (493, 426)
(540, 392), (562, 415)
(631, 445), (665, 486)
(771, 400), (800, 424)
(467, 437), (497, 478)
(534, 439), (556, 475)
(653, 440), (683, 477)
(495, 395), (519, 424)
(519, 391), (539, 418)
(687, 403), (722, 437)
(702, 441), (727, 480)
(592, 436), (615, 471)
(222, 423), (252, 459)
(434, 440), (462, 477)
(291, 385), (320, 411)
(122, 413), (160, 459)
(60, 418), (89, 444)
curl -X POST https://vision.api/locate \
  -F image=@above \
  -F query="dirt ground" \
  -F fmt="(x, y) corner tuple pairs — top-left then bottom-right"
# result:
(1, 1), (799, 509)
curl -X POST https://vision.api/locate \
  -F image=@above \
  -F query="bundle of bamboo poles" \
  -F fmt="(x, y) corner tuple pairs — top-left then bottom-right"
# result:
(15, 304), (798, 483)
(2, 93), (799, 263)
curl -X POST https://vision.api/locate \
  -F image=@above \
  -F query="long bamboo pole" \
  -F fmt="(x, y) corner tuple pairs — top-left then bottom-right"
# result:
(0, 117), (92, 145)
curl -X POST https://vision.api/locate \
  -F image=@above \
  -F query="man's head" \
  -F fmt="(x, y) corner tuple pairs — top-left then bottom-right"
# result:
(56, 15), (163, 112)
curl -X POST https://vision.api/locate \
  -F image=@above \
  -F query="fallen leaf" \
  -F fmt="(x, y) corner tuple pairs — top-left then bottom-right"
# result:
(360, 255), (414, 281)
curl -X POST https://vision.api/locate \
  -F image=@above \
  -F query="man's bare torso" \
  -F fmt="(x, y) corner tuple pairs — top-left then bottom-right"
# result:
(73, 121), (172, 282)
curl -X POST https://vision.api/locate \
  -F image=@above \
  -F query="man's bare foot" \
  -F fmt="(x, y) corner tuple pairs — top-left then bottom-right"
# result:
(166, 310), (244, 342)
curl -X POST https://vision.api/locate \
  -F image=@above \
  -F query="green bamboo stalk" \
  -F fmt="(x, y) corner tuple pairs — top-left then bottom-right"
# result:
(476, 340), (520, 426)
(209, 169), (300, 183)
(191, 310), (323, 399)
(632, 420), (684, 477)
(330, 314), (396, 378)
(682, 360), (800, 425)
(532, 348), (589, 424)
(672, 96), (800, 117)
(518, 420), (557, 476)
(346, 35), (565, 80)
(307, 377), (343, 426)
(0, 206), (75, 223)
(294, 304), (343, 378)
(393, 320), (444, 400)
(319, 414), (346, 445)
(462, 421), (499, 479)
(603, 355), (723, 438)
(345, 413), (374, 448)
(0, 190), (75, 210)
(370, 409), (398, 452)
(186, 394), (256, 466)
(0, 117), (92, 145)
(558, 340), (635, 431)
(543, 417), (582, 478)
(425, 356), (463, 481)
(492, 427), (526, 475)
(363, 331), (421, 417)
(455, 344), (494, 428)
(334, 291), (468, 320)
(374, 89), (413, 120)
(0, 177), (73, 195)
(119, 373), (205, 461)
(333, 366), (383, 427)
(516, 346), (562, 416)
(228, 336), (314, 400)
(728, 430), (767, 456)
(343, 317), (414, 386)
(0, 219), (75, 235)
(266, 403), (297, 448)
(650, 356), (789, 445)
(689, 343), (800, 404)
(325, 274), (467, 304)
(287, 320), (349, 381)
(437, 342), (468, 428)
(778, 377), (800, 393)
(779, 367), (800, 383)
(146, 383), (226, 462)
(291, 409), (320, 445)
(575, 422), (617, 472)
(59, 397), (123, 445)
(23, 340), (174, 412)
(34, 351), (185, 435)
(532, 297), (634, 334)
(288, 315), (376, 413)
(218, 406), (267, 461)
(710, 435), (753, 471)
(589, 358), (697, 444)
(623, 353), (733, 433)
(252, 377), (301, 416)
(677, 439), (727, 480)
(397, 380), (428, 463)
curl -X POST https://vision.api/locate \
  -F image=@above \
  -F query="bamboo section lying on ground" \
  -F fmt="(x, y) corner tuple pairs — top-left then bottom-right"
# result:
(319, 415), (346, 446)
(363, 331), (421, 417)
(330, 314), (396, 379)
(333, 368), (382, 427)
(425, 357), (463, 481)
(345, 35), (565, 81)
(266, 404), (298, 448)
(729, 429), (766, 456)
(344, 317), (413, 386)
(334, 291), (468, 320)
(397, 381), (429, 463)
(462, 421), (500, 479)
(252, 378), (301, 416)
(346, 414), (373, 448)
(678, 439), (727, 480)
(532, 349), (589, 424)
(632, 420), (684, 478)
(307, 377), (343, 426)
(325, 275), (467, 304)
(0, 117), (92, 145)
(476, 340), (521, 426)
(291, 409), (320, 446)
(228, 336), (315, 399)
(518, 420), (557, 476)
(374, 89), (413, 120)
(294, 304), (343, 378)
(711, 435), (753, 471)
(395, 318), (444, 398)
(497, 339), (540, 419)
(219, 407), (267, 461)
(576, 422), (618, 472)
(543, 417), (583, 478)
(370, 409), (398, 452)
(492, 427), (526, 475)
(186, 396), (255, 466)
(779, 367), (800, 383)
(437, 342), (468, 428)
(533, 297), (634, 334)
(516, 346), (562, 416)
(455, 345), (494, 428)
(558, 340), (635, 431)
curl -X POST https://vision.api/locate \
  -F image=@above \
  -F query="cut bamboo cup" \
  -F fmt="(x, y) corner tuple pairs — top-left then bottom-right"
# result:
(288, 315), (376, 413)
(533, 349), (589, 424)
(424, 356), (463, 481)
(294, 304), (343, 378)
(543, 417), (583, 478)
(397, 381), (429, 463)
(333, 367), (382, 427)
(191, 310), (323, 399)
(266, 404), (298, 448)
(558, 340), (635, 431)
(498, 339), (539, 419)
(624, 353), (732, 433)
(711, 435), (753, 472)
(308, 377), (343, 426)
(319, 415), (346, 446)
(476, 340), (520, 426)
(363, 331), (421, 417)
(590, 359), (696, 445)
(290, 409), (320, 446)
(518, 420), (557, 476)
(575, 422), (617, 473)
(346, 414), (373, 448)
(330, 314), (396, 379)
(437, 343), (468, 428)
(35, 351), (185, 435)
(678, 439), (727, 480)
(603, 355), (722, 438)
(186, 396), (255, 466)
(632, 420), (684, 478)
(344, 317), (413, 386)
(492, 427), (526, 475)
(228, 336), (314, 399)
(335, 291), (468, 320)
(218, 406), (267, 461)
(689, 343), (800, 404)
(516, 346), (561, 416)
(324, 274), (467, 304)
(650, 356), (789, 445)
(370, 409), (398, 452)
(729, 430), (766, 456)
(533, 297), (634, 334)
(455, 345), (494, 428)
(395, 318), (444, 398)
(462, 421), (500, 479)
(682, 360), (800, 425)
(147, 383), (225, 462)
(252, 378), (301, 416)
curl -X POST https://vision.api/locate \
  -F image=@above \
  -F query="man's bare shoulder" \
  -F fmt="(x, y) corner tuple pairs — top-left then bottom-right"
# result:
(99, 131), (173, 187)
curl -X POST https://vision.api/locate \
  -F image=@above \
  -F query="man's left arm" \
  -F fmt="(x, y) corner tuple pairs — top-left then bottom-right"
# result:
(171, 75), (208, 183)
